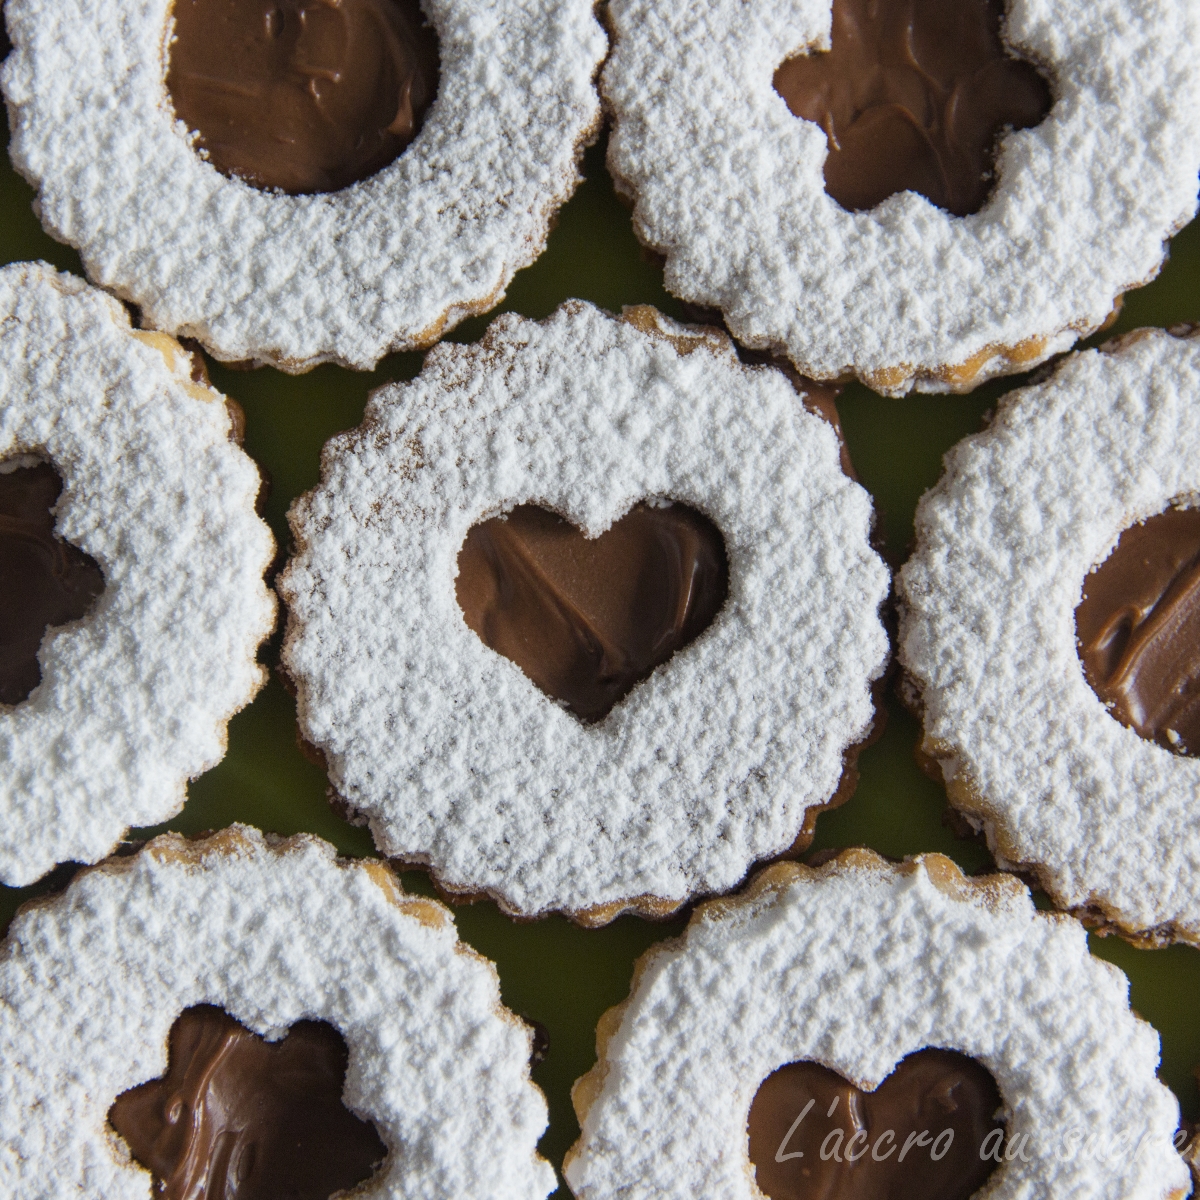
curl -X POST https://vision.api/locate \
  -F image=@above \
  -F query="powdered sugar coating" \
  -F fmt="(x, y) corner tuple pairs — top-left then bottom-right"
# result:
(0, 826), (555, 1200)
(898, 329), (1200, 942)
(1, 0), (606, 372)
(564, 853), (1188, 1200)
(279, 302), (889, 920)
(0, 262), (275, 887)
(602, 0), (1200, 395)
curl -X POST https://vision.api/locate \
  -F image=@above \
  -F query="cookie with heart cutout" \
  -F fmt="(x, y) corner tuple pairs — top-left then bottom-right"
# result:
(0, 261), (275, 887)
(277, 301), (889, 923)
(0, 825), (555, 1200)
(601, 0), (1200, 395)
(1, 0), (606, 371)
(564, 850), (1189, 1200)
(898, 326), (1200, 946)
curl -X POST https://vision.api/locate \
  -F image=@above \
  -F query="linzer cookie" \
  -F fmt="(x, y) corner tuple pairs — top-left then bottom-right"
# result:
(0, 826), (554, 1200)
(278, 302), (889, 922)
(564, 851), (1189, 1200)
(0, 262), (274, 887)
(1, 0), (605, 371)
(899, 327), (1200, 944)
(601, 0), (1200, 395)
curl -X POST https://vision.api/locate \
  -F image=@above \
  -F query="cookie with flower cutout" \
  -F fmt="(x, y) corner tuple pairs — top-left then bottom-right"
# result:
(0, 261), (274, 887)
(565, 850), (1189, 1200)
(601, 0), (1200, 394)
(0, 825), (555, 1200)
(899, 326), (1200, 944)
(1, 0), (606, 370)
(278, 301), (889, 923)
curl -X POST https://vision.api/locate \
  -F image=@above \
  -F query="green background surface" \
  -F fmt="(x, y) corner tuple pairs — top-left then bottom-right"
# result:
(3, 102), (1200, 1195)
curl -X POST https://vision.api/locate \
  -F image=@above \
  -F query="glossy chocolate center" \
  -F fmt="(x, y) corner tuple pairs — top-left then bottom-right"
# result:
(455, 502), (729, 723)
(167, 0), (439, 195)
(109, 1005), (386, 1200)
(773, 0), (1051, 216)
(1076, 507), (1200, 755)
(748, 1049), (1005, 1200)
(0, 462), (105, 707)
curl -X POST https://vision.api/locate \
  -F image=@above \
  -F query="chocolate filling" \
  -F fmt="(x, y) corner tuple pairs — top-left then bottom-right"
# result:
(167, 0), (439, 195)
(1076, 507), (1200, 755)
(109, 1005), (386, 1200)
(0, 462), (105, 706)
(455, 502), (729, 723)
(748, 1049), (1006, 1200)
(773, 0), (1051, 216)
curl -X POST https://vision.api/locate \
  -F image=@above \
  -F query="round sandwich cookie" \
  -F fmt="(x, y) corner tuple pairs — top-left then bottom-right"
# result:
(601, 0), (1200, 395)
(564, 850), (1189, 1200)
(278, 301), (889, 923)
(0, 825), (555, 1200)
(1, 0), (606, 371)
(899, 326), (1200, 945)
(0, 261), (274, 887)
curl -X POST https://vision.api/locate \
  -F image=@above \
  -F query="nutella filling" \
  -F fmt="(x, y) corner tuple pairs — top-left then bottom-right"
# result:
(109, 1005), (386, 1200)
(1076, 507), (1200, 755)
(455, 502), (729, 723)
(773, 0), (1051, 216)
(167, 0), (439, 194)
(748, 1049), (1006, 1200)
(0, 462), (105, 707)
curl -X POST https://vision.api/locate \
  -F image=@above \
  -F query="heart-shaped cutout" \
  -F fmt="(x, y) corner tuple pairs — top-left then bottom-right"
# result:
(109, 1005), (386, 1200)
(748, 1049), (1005, 1200)
(0, 462), (105, 706)
(455, 501), (728, 723)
